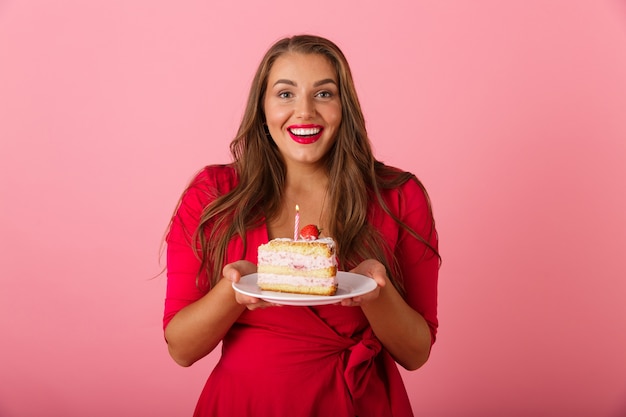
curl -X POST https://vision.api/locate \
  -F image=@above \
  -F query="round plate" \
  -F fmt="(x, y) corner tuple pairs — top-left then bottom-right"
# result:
(232, 271), (377, 306)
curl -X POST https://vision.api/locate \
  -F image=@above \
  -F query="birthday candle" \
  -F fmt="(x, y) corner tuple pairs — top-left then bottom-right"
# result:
(294, 204), (300, 240)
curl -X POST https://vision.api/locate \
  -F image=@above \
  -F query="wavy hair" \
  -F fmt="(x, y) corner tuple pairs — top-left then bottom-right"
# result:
(189, 35), (439, 295)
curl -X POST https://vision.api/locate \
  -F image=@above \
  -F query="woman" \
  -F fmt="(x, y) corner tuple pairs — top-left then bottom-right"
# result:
(164, 34), (440, 417)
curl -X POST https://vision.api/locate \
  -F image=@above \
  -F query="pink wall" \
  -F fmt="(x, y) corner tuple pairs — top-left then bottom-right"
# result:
(1, 1), (625, 416)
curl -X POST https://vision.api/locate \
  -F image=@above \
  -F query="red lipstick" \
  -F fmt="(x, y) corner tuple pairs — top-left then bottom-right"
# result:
(287, 124), (324, 144)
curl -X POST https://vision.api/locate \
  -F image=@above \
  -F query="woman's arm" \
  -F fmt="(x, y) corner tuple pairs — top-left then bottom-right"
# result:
(165, 259), (277, 367)
(164, 275), (247, 367)
(344, 178), (439, 370)
(345, 260), (433, 370)
(163, 168), (252, 367)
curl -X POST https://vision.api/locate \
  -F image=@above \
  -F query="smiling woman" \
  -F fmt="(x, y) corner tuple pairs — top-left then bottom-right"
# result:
(264, 55), (341, 158)
(162, 34), (439, 417)
(3, 1), (626, 416)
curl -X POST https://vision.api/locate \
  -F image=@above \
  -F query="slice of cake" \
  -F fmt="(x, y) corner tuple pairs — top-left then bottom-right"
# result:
(257, 237), (338, 296)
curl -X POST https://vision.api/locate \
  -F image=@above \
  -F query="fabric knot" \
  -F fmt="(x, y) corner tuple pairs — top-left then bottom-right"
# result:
(343, 329), (382, 399)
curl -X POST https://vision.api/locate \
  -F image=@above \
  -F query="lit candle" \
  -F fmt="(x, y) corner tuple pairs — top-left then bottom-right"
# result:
(294, 204), (300, 240)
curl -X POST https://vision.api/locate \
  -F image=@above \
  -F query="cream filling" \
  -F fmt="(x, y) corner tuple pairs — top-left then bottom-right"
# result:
(257, 274), (337, 288)
(258, 252), (337, 269)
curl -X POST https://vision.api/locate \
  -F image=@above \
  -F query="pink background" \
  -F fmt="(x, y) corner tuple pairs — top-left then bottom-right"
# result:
(1, 1), (625, 416)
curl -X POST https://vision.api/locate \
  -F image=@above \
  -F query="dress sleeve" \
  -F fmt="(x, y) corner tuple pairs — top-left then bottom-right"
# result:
(394, 178), (440, 345)
(162, 167), (233, 330)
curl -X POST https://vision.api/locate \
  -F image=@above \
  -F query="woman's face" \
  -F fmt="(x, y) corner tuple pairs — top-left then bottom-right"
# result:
(263, 53), (342, 168)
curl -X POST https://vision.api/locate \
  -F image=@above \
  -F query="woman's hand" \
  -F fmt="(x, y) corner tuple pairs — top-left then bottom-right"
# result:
(223, 261), (281, 310)
(340, 259), (387, 307)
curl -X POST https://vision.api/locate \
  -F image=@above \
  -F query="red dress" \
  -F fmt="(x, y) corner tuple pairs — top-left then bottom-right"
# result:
(164, 165), (439, 417)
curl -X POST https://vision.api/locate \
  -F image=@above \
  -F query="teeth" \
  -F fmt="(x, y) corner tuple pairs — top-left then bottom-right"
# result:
(290, 127), (320, 136)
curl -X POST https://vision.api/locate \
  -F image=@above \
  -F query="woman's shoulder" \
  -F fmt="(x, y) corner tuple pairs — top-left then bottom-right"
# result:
(376, 162), (422, 191)
(375, 161), (412, 180)
(188, 164), (239, 193)
(176, 164), (238, 209)
(375, 163), (431, 211)
(193, 164), (237, 183)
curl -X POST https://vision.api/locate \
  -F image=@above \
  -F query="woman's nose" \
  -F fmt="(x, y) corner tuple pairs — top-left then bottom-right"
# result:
(296, 97), (315, 119)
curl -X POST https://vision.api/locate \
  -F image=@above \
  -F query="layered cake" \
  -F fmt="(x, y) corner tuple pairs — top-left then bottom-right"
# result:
(257, 236), (338, 296)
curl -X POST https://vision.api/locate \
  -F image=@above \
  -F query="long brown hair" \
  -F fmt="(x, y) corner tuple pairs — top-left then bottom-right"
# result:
(187, 35), (439, 295)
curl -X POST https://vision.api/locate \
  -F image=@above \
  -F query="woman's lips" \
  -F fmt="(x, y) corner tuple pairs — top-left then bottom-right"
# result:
(287, 124), (323, 144)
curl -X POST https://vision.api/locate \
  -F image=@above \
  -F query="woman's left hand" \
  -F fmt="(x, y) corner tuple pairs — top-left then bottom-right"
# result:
(340, 259), (387, 307)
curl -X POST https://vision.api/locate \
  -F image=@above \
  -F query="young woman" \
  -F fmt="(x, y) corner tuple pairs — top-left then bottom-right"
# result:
(163, 34), (440, 417)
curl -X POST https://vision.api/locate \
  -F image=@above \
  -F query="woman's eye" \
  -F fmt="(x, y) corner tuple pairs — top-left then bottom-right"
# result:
(278, 91), (292, 99)
(316, 91), (332, 98)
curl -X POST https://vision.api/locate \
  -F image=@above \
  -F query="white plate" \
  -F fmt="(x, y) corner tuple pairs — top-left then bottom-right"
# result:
(232, 271), (377, 306)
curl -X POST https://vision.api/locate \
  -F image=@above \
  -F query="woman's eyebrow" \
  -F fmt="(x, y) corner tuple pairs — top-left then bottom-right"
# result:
(314, 78), (337, 87)
(273, 79), (296, 87)
(272, 78), (338, 87)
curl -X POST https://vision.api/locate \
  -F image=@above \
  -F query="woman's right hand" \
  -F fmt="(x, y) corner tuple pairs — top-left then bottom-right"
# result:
(223, 261), (281, 310)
